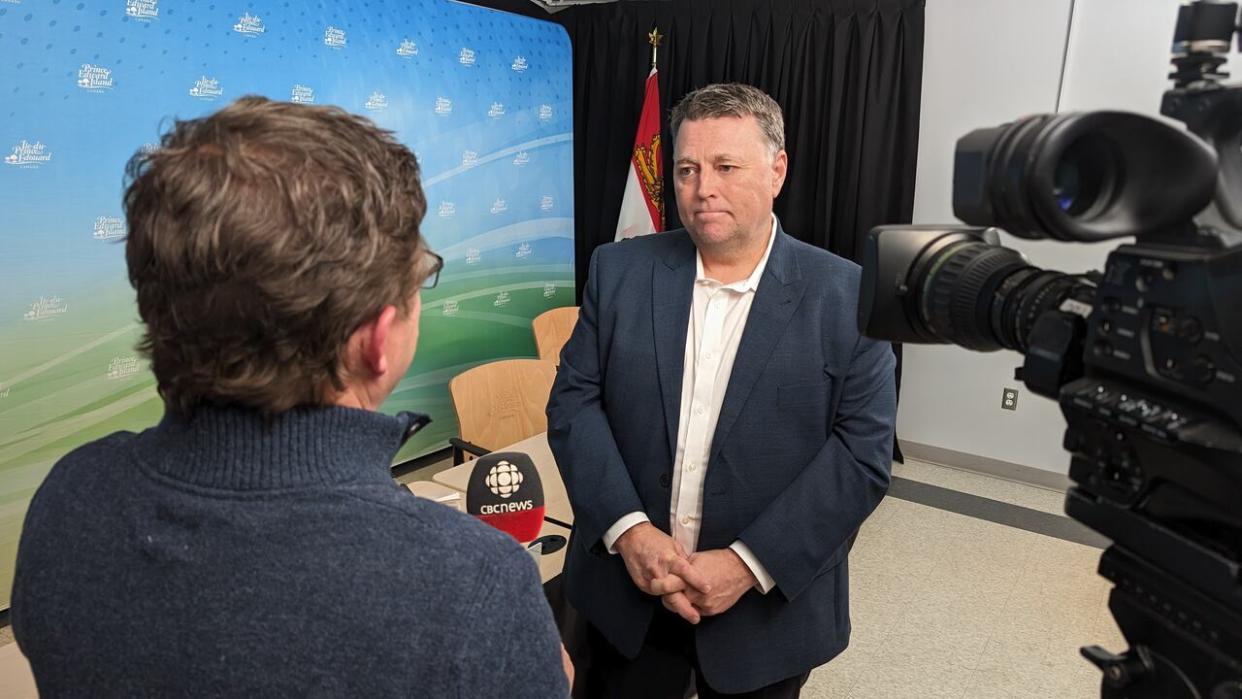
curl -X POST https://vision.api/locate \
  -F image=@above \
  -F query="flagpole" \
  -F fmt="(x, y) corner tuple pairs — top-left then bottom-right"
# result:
(648, 27), (663, 70)
(616, 28), (666, 240)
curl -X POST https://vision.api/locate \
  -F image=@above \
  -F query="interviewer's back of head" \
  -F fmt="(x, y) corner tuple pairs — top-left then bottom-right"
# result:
(123, 95), (430, 417)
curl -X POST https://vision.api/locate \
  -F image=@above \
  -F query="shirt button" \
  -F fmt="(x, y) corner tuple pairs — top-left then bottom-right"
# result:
(703, 352), (713, 360)
(695, 405), (705, 416)
(687, 462), (697, 472)
(680, 516), (691, 526)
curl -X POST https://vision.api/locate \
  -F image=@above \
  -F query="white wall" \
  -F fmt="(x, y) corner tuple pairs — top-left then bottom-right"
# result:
(899, 0), (1235, 473)
(899, 0), (1073, 473)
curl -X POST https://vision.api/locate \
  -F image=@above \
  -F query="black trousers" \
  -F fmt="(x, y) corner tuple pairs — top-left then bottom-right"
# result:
(574, 607), (809, 699)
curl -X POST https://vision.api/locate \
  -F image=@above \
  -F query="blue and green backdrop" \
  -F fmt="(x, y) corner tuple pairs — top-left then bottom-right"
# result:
(0, 0), (574, 608)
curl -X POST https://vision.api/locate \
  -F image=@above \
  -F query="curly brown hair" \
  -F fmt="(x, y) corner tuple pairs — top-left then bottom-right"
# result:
(124, 95), (430, 417)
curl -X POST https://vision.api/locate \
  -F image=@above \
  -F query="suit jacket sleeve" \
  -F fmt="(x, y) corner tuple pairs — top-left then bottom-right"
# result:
(737, 334), (897, 603)
(546, 247), (647, 549)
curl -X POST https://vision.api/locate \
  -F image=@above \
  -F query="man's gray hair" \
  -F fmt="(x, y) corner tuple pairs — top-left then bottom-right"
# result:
(669, 83), (785, 155)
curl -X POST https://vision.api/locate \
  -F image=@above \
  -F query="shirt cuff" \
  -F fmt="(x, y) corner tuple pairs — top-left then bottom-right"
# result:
(602, 512), (651, 554)
(729, 540), (776, 594)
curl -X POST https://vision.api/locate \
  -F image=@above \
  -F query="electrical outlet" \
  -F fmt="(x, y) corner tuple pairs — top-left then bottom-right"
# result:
(1001, 387), (1019, 411)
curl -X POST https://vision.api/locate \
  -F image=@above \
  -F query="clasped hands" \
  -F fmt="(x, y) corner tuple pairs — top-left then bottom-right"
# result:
(614, 522), (757, 624)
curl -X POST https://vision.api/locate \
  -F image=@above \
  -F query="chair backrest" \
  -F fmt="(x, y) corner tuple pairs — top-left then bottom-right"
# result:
(449, 358), (558, 454)
(532, 306), (580, 364)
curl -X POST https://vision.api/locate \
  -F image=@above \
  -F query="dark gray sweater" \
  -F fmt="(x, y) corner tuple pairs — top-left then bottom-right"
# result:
(11, 405), (568, 698)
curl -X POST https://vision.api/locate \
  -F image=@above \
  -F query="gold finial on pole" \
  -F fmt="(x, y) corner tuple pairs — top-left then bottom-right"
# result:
(648, 27), (663, 69)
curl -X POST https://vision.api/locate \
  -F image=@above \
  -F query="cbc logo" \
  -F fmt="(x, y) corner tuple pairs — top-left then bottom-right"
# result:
(485, 460), (524, 498)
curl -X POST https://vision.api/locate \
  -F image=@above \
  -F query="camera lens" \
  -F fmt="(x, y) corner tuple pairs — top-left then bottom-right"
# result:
(917, 240), (1030, 351)
(858, 226), (1091, 353)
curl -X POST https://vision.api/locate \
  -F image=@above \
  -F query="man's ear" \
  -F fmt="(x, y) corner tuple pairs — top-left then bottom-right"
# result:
(351, 305), (399, 378)
(771, 149), (789, 198)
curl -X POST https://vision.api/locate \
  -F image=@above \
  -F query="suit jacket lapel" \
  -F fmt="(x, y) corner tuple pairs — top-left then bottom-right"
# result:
(651, 234), (696, 462)
(709, 227), (807, 465)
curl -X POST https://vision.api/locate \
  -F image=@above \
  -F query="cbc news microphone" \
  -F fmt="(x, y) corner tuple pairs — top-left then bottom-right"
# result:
(465, 452), (545, 544)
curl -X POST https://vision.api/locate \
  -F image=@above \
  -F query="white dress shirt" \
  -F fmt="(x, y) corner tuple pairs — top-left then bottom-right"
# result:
(602, 216), (778, 594)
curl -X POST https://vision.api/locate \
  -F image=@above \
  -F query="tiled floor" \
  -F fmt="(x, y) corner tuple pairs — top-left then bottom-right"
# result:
(0, 457), (1126, 698)
(800, 458), (1122, 698)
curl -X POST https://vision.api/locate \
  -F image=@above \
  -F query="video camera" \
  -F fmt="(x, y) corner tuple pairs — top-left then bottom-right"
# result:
(857, 2), (1242, 696)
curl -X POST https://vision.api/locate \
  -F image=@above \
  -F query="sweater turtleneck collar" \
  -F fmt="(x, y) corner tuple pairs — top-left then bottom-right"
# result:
(139, 404), (427, 490)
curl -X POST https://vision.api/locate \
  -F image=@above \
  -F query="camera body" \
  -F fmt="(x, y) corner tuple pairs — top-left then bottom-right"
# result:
(857, 2), (1242, 696)
(1060, 236), (1242, 697)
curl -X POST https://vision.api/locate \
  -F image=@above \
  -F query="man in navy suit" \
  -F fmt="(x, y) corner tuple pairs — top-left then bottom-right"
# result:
(547, 83), (897, 698)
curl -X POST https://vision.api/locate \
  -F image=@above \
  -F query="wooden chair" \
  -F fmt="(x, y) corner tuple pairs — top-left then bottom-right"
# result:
(532, 306), (580, 365)
(448, 358), (558, 464)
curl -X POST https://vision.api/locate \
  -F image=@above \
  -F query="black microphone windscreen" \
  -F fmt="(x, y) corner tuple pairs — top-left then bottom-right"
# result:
(465, 452), (545, 543)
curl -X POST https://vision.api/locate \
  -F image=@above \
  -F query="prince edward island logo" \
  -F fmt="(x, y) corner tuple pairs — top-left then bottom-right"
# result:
(77, 64), (114, 91)
(189, 76), (223, 100)
(485, 460), (523, 498)
(511, 56), (528, 73)
(397, 39), (418, 57)
(107, 356), (141, 380)
(458, 47), (476, 66)
(324, 26), (347, 48)
(24, 296), (67, 321)
(126, 0), (158, 21)
(539, 104), (554, 123)
(364, 91), (388, 111)
(5, 141), (52, 168)
(233, 13), (265, 36)
(93, 216), (125, 240)
(291, 84), (315, 104)
(487, 102), (505, 119)
(435, 97), (452, 116)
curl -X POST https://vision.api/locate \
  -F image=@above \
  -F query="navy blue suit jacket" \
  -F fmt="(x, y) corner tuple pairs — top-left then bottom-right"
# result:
(546, 225), (896, 693)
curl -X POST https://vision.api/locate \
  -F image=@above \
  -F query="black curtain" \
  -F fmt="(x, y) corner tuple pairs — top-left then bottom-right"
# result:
(555, 0), (922, 461)
(555, 0), (924, 283)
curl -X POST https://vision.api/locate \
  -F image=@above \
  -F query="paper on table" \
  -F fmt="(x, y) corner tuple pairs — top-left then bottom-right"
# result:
(405, 481), (465, 511)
